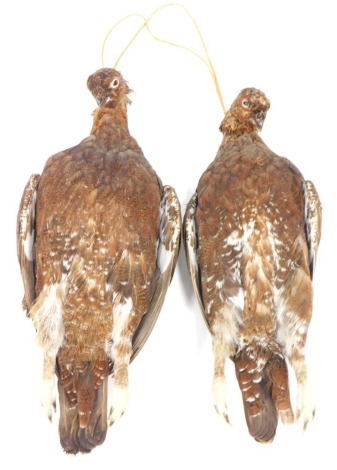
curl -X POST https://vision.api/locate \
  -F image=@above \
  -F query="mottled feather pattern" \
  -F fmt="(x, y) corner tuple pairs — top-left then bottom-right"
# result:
(183, 194), (207, 323)
(131, 185), (181, 361)
(184, 87), (321, 442)
(16, 173), (40, 313)
(17, 70), (322, 451)
(17, 68), (181, 454)
(303, 180), (322, 278)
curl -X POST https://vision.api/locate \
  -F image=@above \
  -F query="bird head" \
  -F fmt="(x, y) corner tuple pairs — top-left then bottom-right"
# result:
(220, 88), (270, 136)
(87, 68), (132, 108)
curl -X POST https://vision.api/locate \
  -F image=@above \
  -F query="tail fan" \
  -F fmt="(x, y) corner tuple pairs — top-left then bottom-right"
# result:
(234, 348), (294, 443)
(57, 359), (109, 454)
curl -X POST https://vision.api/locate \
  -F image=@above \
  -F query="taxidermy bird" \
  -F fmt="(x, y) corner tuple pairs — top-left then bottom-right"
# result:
(17, 68), (181, 454)
(184, 88), (321, 442)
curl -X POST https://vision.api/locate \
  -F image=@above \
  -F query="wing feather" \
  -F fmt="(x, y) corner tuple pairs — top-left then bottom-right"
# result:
(16, 174), (40, 313)
(183, 193), (210, 331)
(303, 180), (322, 279)
(131, 185), (181, 361)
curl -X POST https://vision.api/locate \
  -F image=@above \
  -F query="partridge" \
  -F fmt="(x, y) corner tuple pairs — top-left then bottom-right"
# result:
(17, 68), (181, 453)
(184, 87), (321, 442)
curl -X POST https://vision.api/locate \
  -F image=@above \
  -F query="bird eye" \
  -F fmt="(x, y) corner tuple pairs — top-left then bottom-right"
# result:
(111, 78), (119, 88)
(242, 100), (250, 109)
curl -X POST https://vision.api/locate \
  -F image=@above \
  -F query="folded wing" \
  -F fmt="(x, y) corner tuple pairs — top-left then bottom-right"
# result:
(17, 173), (40, 313)
(131, 185), (181, 361)
(303, 180), (322, 279)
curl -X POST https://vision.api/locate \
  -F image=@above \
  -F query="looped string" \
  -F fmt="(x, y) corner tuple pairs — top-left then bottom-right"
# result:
(101, 13), (147, 71)
(101, 3), (226, 114)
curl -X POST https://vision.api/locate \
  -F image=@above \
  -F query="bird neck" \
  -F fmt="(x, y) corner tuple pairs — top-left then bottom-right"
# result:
(90, 104), (130, 144)
(220, 111), (257, 142)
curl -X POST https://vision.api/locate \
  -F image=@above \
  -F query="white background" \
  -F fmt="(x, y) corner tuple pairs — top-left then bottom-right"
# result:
(1, 0), (335, 467)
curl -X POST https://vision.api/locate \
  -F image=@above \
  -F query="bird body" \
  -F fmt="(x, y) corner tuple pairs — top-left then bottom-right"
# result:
(17, 68), (181, 453)
(184, 88), (321, 442)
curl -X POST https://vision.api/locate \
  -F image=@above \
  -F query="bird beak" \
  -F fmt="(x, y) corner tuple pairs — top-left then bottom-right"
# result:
(255, 112), (266, 130)
(96, 96), (109, 107)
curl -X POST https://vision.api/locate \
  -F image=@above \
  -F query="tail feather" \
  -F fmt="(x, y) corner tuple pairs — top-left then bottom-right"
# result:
(265, 356), (295, 425)
(57, 359), (109, 454)
(77, 381), (108, 453)
(234, 348), (294, 443)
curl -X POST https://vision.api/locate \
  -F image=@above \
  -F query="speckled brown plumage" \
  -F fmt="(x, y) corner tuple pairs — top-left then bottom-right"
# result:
(17, 68), (181, 454)
(184, 87), (321, 442)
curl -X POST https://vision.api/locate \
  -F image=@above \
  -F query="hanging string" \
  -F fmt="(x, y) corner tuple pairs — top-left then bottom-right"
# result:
(101, 13), (147, 70)
(101, 3), (226, 114)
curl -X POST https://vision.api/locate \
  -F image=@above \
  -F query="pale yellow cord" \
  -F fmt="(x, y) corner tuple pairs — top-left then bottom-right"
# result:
(101, 13), (148, 71)
(101, 4), (226, 114)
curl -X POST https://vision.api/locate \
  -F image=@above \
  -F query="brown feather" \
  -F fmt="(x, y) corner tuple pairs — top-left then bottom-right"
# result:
(16, 173), (40, 313)
(184, 87), (321, 441)
(17, 68), (181, 453)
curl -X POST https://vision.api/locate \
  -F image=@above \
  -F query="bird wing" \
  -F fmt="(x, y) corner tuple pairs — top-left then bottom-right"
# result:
(303, 180), (322, 279)
(131, 185), (181, 361)
(16, 173), (40, 313)
(183, 192), (210, 332)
